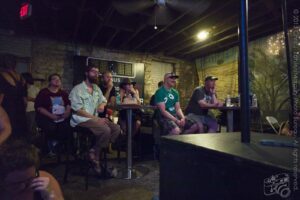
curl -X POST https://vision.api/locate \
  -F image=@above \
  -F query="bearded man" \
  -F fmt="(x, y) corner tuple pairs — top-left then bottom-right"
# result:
(69, 65), (120, 173)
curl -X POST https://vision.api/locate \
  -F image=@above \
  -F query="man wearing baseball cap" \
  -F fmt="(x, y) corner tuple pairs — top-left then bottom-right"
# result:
(154, 72), (199, 135)
(185, 75), (223, 133)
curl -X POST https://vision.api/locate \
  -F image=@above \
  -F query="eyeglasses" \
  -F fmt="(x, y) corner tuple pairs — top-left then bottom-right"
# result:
(168, 77), (177, 80)
(0, 169), (39, 193)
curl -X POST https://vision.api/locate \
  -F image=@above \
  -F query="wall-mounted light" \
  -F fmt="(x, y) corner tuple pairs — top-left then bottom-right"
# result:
(197, 30), (209, 41)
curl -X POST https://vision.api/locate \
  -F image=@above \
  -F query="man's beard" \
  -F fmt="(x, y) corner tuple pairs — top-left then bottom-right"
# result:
(87, 76), (98, 84)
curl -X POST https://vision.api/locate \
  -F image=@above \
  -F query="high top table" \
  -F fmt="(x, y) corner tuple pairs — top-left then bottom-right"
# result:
(116, 104), (156, 179)
(200, 106), (259, 132)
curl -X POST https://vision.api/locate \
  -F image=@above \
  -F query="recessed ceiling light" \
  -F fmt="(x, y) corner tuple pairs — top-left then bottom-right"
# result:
(197, 30), (209, 41)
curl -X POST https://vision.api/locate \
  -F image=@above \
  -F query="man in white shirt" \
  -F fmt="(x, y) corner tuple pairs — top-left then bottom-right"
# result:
(69, 65), (120, 173)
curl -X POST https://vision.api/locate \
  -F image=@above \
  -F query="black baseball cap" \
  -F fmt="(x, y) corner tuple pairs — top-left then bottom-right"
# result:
(205, 75), (218, 81)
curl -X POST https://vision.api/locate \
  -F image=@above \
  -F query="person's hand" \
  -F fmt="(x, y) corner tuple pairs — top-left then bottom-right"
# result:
(97, 105), (105, 113)
(217, 102), (224, 107)
(96, 117), (109, 125)
(107, 80), (113, 89)
(175, 119), (181, 126)
(129, 86), (136, 95)
(62, 111), (70, 119)
(210, 88), (216, 95)
(50, 114), (62, 121)
(211, 102), (219, 107)
(179, 118), (186, 127)
(31, 177), (54, 200)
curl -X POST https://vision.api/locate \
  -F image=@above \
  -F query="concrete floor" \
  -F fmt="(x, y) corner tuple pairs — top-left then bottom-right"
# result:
(43, 154), (159, 200)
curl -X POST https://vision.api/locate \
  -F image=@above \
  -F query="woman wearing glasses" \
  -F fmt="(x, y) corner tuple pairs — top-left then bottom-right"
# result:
(0, 140), (64, 200)
(35, 73), (72, 154)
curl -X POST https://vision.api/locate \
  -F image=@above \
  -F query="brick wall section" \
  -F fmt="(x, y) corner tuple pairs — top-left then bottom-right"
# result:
(175, 61), (199, 109)
(0, 35), (198, 107)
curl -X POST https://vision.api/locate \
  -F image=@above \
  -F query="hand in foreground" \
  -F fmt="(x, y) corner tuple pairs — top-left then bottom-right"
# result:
(31, 177), (55, 200)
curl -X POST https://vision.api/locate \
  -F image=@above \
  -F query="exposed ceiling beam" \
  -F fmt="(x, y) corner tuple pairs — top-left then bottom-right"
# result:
(164, 14), (238, 55)
(93, 10), (134, 32)
(52, 11), (59, 40)
(186, 23), (283, 59)
(146, 0), (234, 51)
(166, 7), (273, 56)
(182, 17), (281, 57)
(89, 7), (114, 48)
(72, 0), (87, 41)
(106, 22), (134, 32)
(120, 24), (147, 48)
(132, 0), (211, 51)
(106, 29), (120, 48)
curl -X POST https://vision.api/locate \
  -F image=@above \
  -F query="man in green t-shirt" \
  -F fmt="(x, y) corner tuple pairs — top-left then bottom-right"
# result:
(154, 72), (199, 135)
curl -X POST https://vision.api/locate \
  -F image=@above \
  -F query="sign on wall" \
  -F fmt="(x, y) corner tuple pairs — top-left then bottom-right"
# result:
(73, 56), (145, 97)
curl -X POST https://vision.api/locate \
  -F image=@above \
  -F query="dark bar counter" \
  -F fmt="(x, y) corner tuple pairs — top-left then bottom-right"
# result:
(160, 133), (299, 200)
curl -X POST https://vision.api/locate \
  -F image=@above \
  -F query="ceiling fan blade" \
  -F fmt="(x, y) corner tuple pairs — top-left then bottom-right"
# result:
(148, 5), (174, 25)
(166, 0), (211, 16)
(112, 0), (155, 15)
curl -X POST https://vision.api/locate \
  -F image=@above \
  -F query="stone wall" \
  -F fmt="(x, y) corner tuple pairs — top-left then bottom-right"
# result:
(0, 34), (198, 107)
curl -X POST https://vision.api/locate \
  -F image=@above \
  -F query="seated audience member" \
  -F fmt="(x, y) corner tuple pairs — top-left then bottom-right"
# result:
(154, 72), (199, 135)
(0, 53), (28, 139)
(22, 72), (40, 140)
(69, 65), (121, 174)
(98, 70), (116, 119)
(118, 78), (142, 136)
(0, 140), (64, 200)
(35, 74), (72, 149)
(150, 81), (163, 106)
(185, 75), (223, 133)
(0, 106), (11, 145)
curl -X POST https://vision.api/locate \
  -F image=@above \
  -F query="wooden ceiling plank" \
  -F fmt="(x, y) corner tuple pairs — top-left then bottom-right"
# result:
(167, 7), (273, 56)
(120, 24), (147, 48)
(73, 0), (87, 41)
(106, 29), (120, 48)
(132, 0), (212, 51)
(89, 7), (114, 48)
(146, 0), (234, 51)
(183, 18), (282, 58)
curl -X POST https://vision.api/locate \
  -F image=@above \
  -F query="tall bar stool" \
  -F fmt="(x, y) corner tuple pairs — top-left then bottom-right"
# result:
(63, 126), (108, 190)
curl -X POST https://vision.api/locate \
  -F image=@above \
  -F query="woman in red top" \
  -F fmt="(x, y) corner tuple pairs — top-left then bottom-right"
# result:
(35, 74), (71, 150)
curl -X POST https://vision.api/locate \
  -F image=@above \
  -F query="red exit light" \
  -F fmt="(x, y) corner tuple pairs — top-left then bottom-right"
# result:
(20, 3), (32, 20)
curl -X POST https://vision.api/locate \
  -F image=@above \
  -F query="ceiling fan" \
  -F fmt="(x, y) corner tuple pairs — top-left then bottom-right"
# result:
(112, 0), (211, 25)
